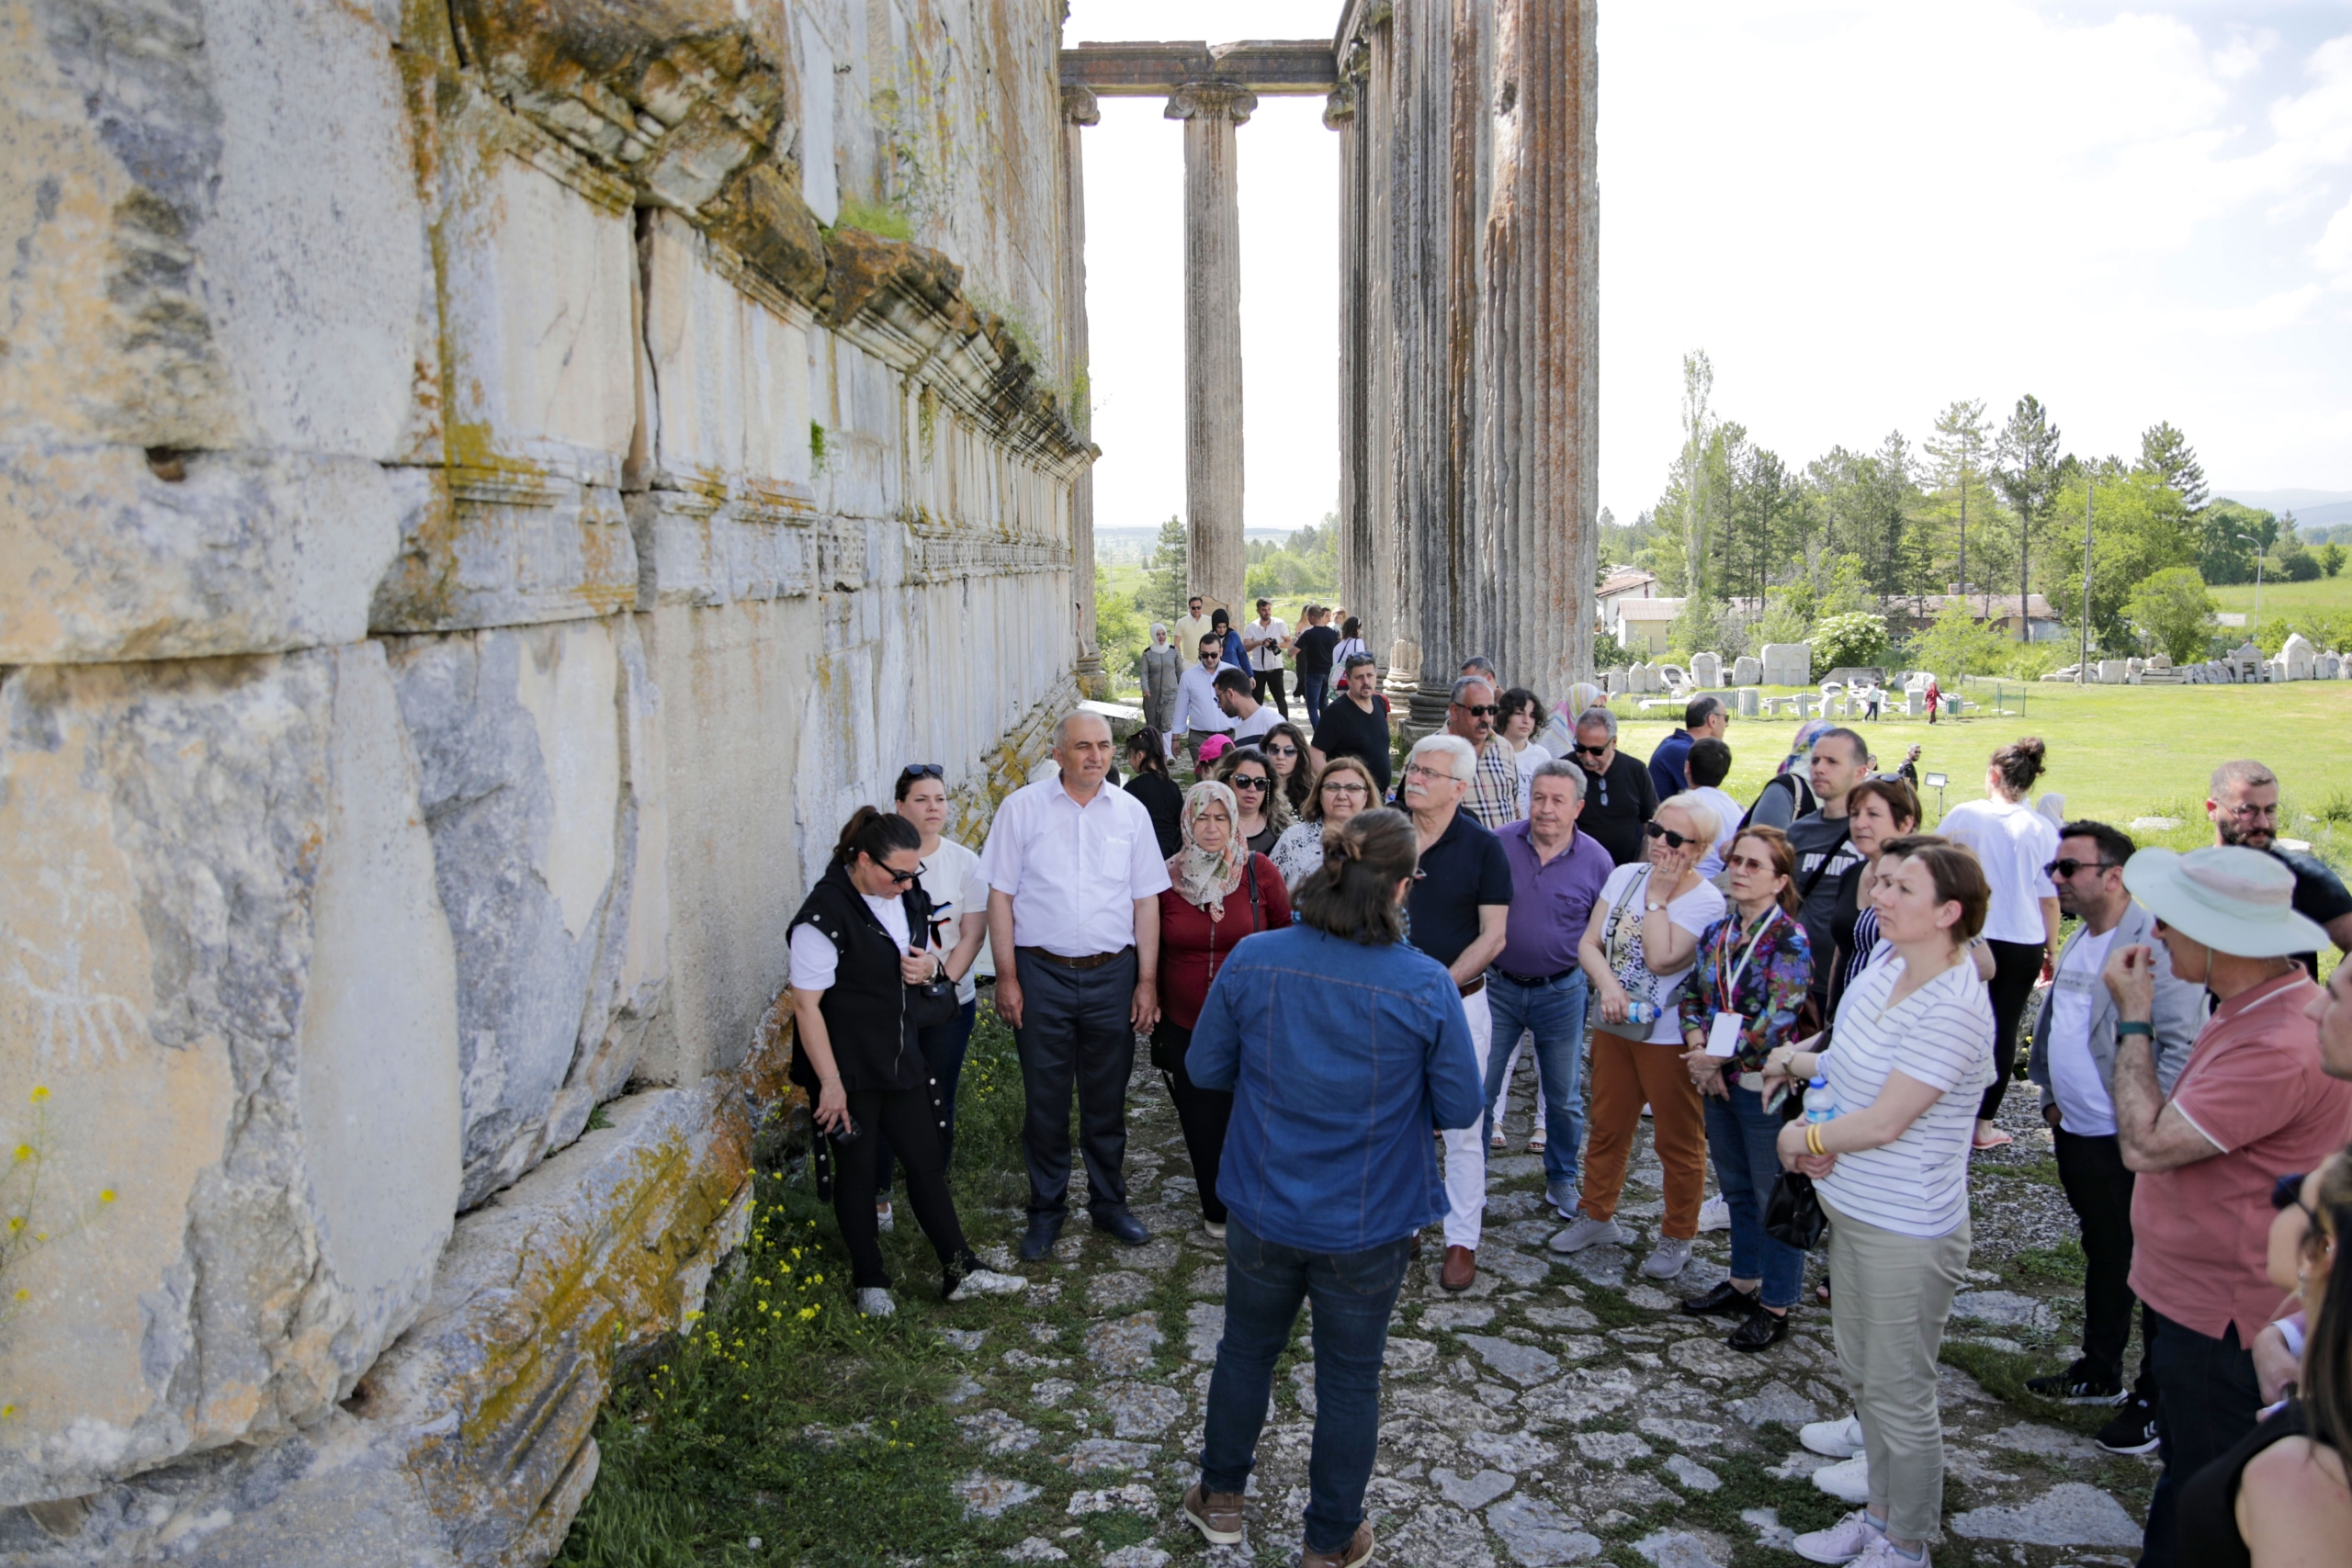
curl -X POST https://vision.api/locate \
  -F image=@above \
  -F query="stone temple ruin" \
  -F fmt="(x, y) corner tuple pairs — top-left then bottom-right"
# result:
(0, 1), (1599, 1562)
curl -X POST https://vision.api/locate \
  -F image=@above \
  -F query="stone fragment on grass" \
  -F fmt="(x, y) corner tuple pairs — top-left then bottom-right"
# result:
(1560, 1245), (1632, 1288)
(1459, 1333), (1559, 1386)
(940, 1329), (987, 1352)
(1432, 1466), (1517, 1509)
(1089, 1271), (1152, 1310)
(1480, 1248), (1555, 1288)
(1486, 1495), (1604, 1563)
(1589, 1469), (1679, 1510)
(1950, 1483), (2143, 1547)
(1949, 1290), (2052, 1329)
(1002, 1540), (1069, 1562)
(1058, 1438), (1158, 1474)
(1664, 1454), (1722, 1493)
(956, 1472), (1041, 1519)
(1622, 1284), (1678, 1311)
(946, 1377), (985, 1404)
(958, 1410), (1042, 1455)
(1984, 1421), (2098, 1459)
(1032, 1379), (1079, 1407)
(1554, 1337), (1607, 1363)
(1187, 1266), (1226, 1297)
(1573, 1430), (1652, 1462)
(1632, 1528), (1730, 1567)
(1518, 1367), (1640, 1425)
(1739, 1508), (1796, 1551)
(1098, 1381), (1187, 1438)
(1125, 1239), (1182, 1270)
(1067, 1483), (1159, 1517)
(1186, 1303), (1225, 1362)
(1086, 1313), (1164, 1374)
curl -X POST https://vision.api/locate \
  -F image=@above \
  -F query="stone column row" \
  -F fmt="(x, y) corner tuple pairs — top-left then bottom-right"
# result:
(1061, 84), (1106, 694)
(1169, 81), (1256, 614)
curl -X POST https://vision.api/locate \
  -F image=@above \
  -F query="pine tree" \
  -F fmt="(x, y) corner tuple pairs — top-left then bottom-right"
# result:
(1142, 514), (1189, 626)
(1925, 399), (1990, 612)
(2137, 421), (2209, 511)
(1993, 395), (2064, 642)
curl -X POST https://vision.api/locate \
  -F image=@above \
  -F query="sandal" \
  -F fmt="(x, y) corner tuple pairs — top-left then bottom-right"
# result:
(1972, 1128), (2015, 1151)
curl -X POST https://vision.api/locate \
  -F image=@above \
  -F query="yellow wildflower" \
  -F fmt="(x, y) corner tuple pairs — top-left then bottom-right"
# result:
(28, 1088), (48, 1104)
(10, 1145), (28, 1163)
(97, 1190), (116, 1204)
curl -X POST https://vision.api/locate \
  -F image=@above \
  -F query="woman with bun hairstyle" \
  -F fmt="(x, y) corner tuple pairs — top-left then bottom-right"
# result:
(1936, 738), (2061, 1150)
(786, 807), (1027, 1315)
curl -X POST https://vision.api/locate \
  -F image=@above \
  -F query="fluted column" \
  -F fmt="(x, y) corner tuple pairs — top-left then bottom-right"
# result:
(1060, 84), (1105, 695)
(1476, 0), (1598, 692)
(1167, 81), (1256, 613)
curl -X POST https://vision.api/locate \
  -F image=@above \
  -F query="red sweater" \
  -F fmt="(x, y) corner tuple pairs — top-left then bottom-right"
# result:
(1156, 855), (1292, 1030)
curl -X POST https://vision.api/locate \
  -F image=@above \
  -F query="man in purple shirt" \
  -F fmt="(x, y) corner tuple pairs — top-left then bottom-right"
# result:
(1487, 758), (1615, 1221)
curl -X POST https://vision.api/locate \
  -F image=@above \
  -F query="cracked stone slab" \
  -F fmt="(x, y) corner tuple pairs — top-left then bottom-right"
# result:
(941, 1329), (988, 1352)
(1387, 1502), (1501, 1568)
(1573, 1430), (1652, 1462)
(1518, 1367), (1641, 1425)
(1589, 1469), (1679, 1510)
(1486, 1495), (1604, 1564)
(1983, 1421), (2101, 1459)
(1730, 1381), (1821, 1427)
(1101, 1546), (1170, 1568)
(1524, 1306), (1599, 1330)
(1056, 1438), (1158, 1474)
(958, 1410), (1042, 1454)
(1621, 1284), (1679, 1311)
(1067, 1483), (1159, 1517)
(1632, 1529), (1731, 1567)
(1664, 1454), (1722, 1493)
(1125, 1239), (1182, 1270)
(946, 1377), (985, 1404)
(1559, 1245), (1632, 1287)
(1950, 1483), (2143, 1547)
(1458, 1334), (1560, 1386)
(1489, 1155), (1549, 1179)
(1480, 1248), (1555, 1288)
(1085, 1313), (1164, 1374)
(1384, 1337), (1440, 1372)
(1186, 1303), (1226, 1362)
(1089, 1271), (1153, 1310)
(1432, 1466), (1516, 1509)
(1667, 1337), (1762, 1382)
(956, 1472), (1042, 1519)
(1423, 1303), (1498, 1331)
(1638, 1416), (1724, 1449)
(1740, 1507), (1797, 1551)
(1466, 1429), (1559, 1470)
(1097, 1381), (1188, 1438)
(1187, 1266), (1227, 1296)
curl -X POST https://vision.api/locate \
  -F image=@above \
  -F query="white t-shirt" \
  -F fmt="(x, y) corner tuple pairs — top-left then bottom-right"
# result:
(1231, 705), (1280, 745)
(1690, 784), (1745, 881)
(1510, 740), (1552, 815)
(1815, 953), (1996, 1238)
(788, 891), (913, 992)
(1595, 863), (1728, 1043)
(1939, 796), (2058, 945)
(2047, 926), (2120, 1135)
(917, 837), (984, 1005)
(1247, 618), (1289, 671)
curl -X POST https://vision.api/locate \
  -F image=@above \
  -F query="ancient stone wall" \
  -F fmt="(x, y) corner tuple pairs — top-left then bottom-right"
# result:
(0, 0), (1086, 1561)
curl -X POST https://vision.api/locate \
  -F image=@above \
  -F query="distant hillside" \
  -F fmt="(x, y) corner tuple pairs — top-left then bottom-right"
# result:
(1094, 525), (1301, 566)
(2212, 489), (2352, 542)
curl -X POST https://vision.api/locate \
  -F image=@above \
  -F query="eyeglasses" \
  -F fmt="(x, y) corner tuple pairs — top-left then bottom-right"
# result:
(1454, 704), (1500, 718)
(1322, 782), (1370, 797)
(1402, 762), (1461, 784)
(1724, 853), (1776, 874)
(1572, 742), (1609, 757)
(1229, 775), (1269, 792)
(899, 762), (944, 781)
(1265, 744), (1299, 759)
(1644, 821), (1700, 850)
(2043, 858), (2119, 879)
(2222, 802), (2278, 819)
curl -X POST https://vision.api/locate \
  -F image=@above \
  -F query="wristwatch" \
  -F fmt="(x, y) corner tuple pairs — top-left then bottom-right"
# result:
(2116, 1021), (2154, 1039)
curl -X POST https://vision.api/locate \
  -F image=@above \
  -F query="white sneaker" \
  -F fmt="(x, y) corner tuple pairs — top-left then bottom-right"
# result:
(856, 1287), (896, 1317)
(1850, 1538), (1928, 1566)
(1641, 1236), (1694, 1279)
(876, 1202), (894, 1233)
(1641, 1101), (1654, 1119)
(1203, 1219), (1227, 1241)
(1811, 1453), (1871, 1504)
(1792, 1508), (1881, 1564)
(1548, 1214), (1629, 1253)
(1801, 1415), (1867, 1459)
(947, 1268), (1027, 1302)
(1697, 1194), (1731, 1234)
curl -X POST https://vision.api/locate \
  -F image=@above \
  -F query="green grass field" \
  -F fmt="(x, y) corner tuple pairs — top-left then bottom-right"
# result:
(2210, 574), (2352, 617)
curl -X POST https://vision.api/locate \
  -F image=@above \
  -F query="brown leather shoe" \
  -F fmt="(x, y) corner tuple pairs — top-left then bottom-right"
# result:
(1182, 1481), (1245, 1546)
(1301, 1523), (1375, 1567)
(1440, 1245), (1476, 1292)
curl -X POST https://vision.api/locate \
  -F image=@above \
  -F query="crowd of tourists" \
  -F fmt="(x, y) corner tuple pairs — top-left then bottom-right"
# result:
(785, 658), (2352, 1568)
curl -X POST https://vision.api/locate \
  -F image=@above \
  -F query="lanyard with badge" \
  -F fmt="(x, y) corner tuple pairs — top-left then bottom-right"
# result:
(1705, 905), (1781, 1057)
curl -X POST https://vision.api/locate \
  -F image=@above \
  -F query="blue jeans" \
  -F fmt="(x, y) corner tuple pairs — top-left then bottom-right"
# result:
(1300, 672), (1329, 728)
(1703, 1083), (1805, 1310)
(875, 998), (977, 1199)
(1483, 968), (1589, 1199)
(1201, 1220), (1412, 1552)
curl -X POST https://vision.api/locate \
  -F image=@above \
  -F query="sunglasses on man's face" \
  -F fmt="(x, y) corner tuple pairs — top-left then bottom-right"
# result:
(2043, 858), (2117, 880)
(1572, 742), (1609, 756)
(1455, 704), (1499, 718)
(1644, 821), (1700, 850)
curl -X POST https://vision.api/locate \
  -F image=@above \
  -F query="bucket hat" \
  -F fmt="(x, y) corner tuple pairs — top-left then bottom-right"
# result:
(2120, 845), (2328, 960)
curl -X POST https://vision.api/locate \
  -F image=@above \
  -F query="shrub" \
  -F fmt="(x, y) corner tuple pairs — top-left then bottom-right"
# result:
(2121, 567), (2216, 664)
(1808, 611), (1890, 670)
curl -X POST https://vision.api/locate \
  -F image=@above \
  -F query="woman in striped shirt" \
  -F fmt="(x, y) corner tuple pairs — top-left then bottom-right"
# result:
(1762, 839), (1996, 1566)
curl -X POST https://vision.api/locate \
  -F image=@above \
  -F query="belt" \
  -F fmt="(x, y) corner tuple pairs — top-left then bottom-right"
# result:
(1018, 945), (1133, 971)
(1458, 976), (1486, 998)
(1494, 966), (1577, 987)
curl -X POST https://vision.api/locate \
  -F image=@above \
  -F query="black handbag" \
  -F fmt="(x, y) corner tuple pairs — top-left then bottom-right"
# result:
(904, 885), (960, 1030)
(1764, 1171), (1829, 1250)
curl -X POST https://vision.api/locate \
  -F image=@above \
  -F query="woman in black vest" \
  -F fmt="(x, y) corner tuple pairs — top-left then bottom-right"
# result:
(788, 807), (1026, 1315)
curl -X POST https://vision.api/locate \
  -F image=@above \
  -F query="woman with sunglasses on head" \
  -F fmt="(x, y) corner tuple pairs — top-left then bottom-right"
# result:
(1261, 721), (1314, 819)
(1271, 756), (1379, 893)
(1154, 779), (1292, 1240)
(868, 764), (993, 1235)
(1551, 795), (1728, 1281)
(1673, 826), (1813, 1349)
(786, 806), (1027, 1315)
(2179, 1147), (2352, 1567)
(1216, 745), (1294, 859)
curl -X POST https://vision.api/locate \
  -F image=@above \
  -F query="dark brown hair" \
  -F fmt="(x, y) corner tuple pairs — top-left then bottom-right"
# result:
(1263, 721), (1314, 815)
(833, 805), (922, 866)
(1295, 808), (1418, 944)
(1305, 756), (1380, 822)
(1125, 728), (1171, 780)
(1879, 835), (1989, 942)
(1728, 826), (1803, 917)
(2305, 1150), (2352, 1457)
(1848, 776), (1921, 833)
(1990, 736), (2049, 798)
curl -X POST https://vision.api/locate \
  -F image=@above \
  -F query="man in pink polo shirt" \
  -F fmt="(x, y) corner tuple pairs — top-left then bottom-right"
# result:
(2104, 845), (2352, 1568)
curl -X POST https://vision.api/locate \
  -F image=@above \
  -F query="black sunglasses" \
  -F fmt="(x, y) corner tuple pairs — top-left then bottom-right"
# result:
(1229, 774), (1270, 791)
(874, 863), (920, 885)
(2043, 858), (2118, 880)
(900, 762), (944, 782)
(1455, 704), (1500, 717)
(1572, 742), (1609, 756)
(1644, 821), (1699, 850)
(1264, 743), (1299, 758)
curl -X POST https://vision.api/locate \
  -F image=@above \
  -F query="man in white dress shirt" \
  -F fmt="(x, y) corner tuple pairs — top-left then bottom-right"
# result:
(1171, 633), (1239, 753)
(982, 712), (1172, 1259)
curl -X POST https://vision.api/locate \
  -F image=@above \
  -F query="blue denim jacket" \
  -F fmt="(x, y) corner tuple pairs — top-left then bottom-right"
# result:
(1186, 926), (1485, 1252)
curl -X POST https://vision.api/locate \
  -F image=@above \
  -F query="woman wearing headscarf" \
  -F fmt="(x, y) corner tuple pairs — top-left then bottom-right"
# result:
(1153, 780), (1293, 1239)
(1211, 607), (1249, 674)
(1142, 624), (1182, 739)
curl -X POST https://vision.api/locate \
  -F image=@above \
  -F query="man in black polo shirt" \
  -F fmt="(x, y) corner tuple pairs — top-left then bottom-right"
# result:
(1293, 605), (1340, 728)
(1401, 734), (1514, 1293)
(2208, 758), (2352, 976)
(1566, 705), (1657, 866)
(1310, 652), (1394, 797)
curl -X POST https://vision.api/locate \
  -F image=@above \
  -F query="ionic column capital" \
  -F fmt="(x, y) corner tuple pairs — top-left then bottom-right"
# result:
(1322, 81), (1357, 129)
(1060, 84), (1101, 127)
(1165, 81), (1258, 126)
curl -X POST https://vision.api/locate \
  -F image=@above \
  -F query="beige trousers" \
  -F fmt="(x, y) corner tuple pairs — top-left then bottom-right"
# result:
(1821, 1199), (1972, 1541)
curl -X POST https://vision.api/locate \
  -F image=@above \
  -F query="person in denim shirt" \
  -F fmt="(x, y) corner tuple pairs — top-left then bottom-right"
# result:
(1675, 825), (1815, 1351)
(1179, 809), (1484, 1568)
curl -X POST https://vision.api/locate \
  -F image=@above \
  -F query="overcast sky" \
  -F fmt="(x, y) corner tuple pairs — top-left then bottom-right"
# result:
(1062, 1), (2352, 536)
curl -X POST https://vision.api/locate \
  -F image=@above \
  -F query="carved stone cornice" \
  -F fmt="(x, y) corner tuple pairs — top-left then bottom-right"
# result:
(1061, 84), (1102, 127)
(1164, 81), (1259, 127)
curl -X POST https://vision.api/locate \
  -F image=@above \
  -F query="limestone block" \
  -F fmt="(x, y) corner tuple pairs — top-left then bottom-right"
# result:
(2281, 632), (2316, 681)
(1736, 688), (1758, 718)
(2317, 653), (2339, 681)
(0, 644), (460, 1504)
(1761, 642), (1811, 686)
(1689, 652), (1722, 686)
(387, 616), (663, 1207)
(641, 213), (817, 499)
(368, 464), (638, 634)
(1, 0), (431, 457)
(1795, 693), (1817, 719)
(2097, 660), (2129, 684)
(1, 443), (409, 663)
(1731, 655), (1761, 686)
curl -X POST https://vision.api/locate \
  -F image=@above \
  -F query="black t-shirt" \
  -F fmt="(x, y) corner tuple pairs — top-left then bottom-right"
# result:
(2273, 845), (2352, 978)
(1406, 809), (1516, 969)
(1125, 772), (1184, 859)
(1294, 625), (1340, 677)
(1312, 693), (1393, 795)
(1577, 751), (1657, 866)
(1786, 811), (1864, 996)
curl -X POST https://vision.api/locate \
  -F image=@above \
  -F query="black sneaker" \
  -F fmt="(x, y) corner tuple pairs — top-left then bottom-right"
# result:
(2096, 1393), (2160, 1456)
(2026, 1358), (2125, 1405)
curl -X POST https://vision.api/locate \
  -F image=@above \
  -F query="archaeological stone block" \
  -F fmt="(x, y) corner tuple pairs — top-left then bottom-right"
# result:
(1731, 655), (1761, 686)
(369, 465), (639, 635)
(641, 213), (818, 499)
(2281, 632), (2316, 681)
(0, 644), (461, 1504)
(1760, 642), (1812, 686)
(1736, 688), (1758, 718)
(1689, 652), (1722, 687)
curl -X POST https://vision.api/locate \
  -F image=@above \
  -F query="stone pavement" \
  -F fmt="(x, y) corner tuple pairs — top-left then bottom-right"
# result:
(921, 1051), (2154, 1566)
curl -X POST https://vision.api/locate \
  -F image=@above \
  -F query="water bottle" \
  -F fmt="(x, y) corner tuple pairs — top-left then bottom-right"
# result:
(1804, 1075), (1838, 1123)
(1623, 999), (1661, 1026)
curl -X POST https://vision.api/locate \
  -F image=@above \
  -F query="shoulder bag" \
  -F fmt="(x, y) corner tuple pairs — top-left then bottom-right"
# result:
(903, 882), (960, 1030)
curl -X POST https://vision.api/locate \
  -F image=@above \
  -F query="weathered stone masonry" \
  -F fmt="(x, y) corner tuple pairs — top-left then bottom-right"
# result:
(0, 0), (1090, 1561)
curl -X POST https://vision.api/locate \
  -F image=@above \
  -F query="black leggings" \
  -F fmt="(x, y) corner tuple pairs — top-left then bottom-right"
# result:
(1156, 1022), (1234, 1224)
(828, 1084), (975, 1292)
(1979, 938), (2045, 1122)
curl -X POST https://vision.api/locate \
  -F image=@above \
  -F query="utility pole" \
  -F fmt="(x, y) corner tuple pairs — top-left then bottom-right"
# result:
(2239, 532), (2265, 628)
(2078, 478), (2094, 683)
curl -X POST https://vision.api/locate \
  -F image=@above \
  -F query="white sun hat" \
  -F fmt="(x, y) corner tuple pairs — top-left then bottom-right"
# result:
(2121, 845), (2328, 961)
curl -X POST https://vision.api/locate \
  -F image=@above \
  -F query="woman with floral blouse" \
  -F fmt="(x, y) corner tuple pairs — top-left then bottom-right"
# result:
(1675, 824), (1814, 1350)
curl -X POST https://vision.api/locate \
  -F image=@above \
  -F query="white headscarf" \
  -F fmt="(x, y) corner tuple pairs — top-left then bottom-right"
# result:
(1167, 780), (1247, 917)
